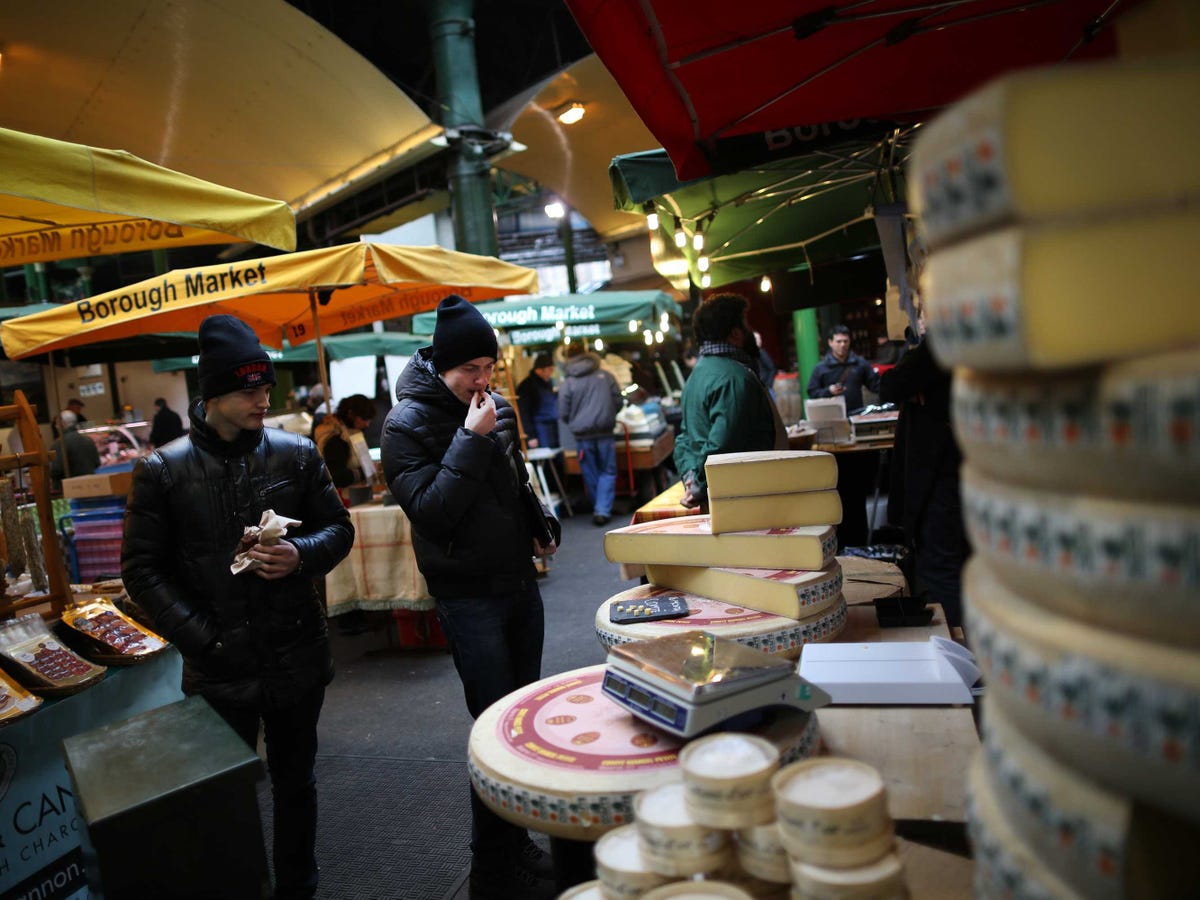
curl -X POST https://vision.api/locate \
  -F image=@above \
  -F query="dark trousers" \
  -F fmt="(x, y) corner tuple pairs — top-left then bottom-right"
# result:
(913, 471), (969, 629)
(435, 582), (545, 866)
(834, 451), (877, 550)
(208, 686), (325, 900)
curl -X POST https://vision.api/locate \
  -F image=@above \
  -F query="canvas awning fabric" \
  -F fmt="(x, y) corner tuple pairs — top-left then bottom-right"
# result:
(151, 331), (427, 372)
(566, 0), (1131, 180)
(0, 243), (539, 360)
(0, 127), (296, 267)
(610, 133), (908, 289)
(411, 291), (682, 340)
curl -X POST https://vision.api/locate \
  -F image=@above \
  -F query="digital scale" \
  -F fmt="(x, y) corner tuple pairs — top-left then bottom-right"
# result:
(602, 631), (831, 738)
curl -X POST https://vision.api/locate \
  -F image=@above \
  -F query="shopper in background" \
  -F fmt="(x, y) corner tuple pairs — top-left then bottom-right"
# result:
(148, 397), (185, 448)
(314, 393), (376, 491)
(48, 409), (100, 489)
(516, 353), (559, 450)
(755, 331), (778, 395)
(381, 295), (559, 900)
(122, 314), (354, 900)
(559, 342), (622, 525)
(807, 324), (880, 414)
(306, 383), (329, 436)
(675, 294), (781, 509)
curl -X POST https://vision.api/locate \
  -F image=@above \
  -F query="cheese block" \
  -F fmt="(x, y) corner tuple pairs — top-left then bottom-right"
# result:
(679, 733), (781, 829)
(604, 517), (837, 571)
(960, 464), (1200, 646)
(965, 558), (1200, 822)
(709, 489), (842, 535)
(981, 700), (1129, 899)
(595, 586), (847, 660)
(968, 756), (1085, 900)
(772, 758), (894, 868)
(705, 450), (838, 498)
(634, 781), (733, 877)
(910, 56), (1200, 250)
(646, 560), (843, 621)
(923, 210), (1200, 371)
(789, 853), (906, 899)
(468, 665), (820, 841)
(952, 347), (1200, 502)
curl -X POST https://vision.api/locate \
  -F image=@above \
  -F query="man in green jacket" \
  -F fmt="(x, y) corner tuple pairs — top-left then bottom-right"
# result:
(674, 293), (779, 508)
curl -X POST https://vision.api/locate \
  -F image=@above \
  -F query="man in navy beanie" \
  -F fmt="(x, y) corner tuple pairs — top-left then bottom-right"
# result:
(381, 295), (560, 899)
(122, 314), (354, 899)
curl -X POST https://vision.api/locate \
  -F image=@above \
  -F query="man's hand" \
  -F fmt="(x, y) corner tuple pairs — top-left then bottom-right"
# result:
(829, 383), (845, 396)
(533, 537), (558, 556)
(249, 539), (301, 580)
(680, 488), (701, 509)
(465, 390), (497, 435)
(527, 437), (540, 448)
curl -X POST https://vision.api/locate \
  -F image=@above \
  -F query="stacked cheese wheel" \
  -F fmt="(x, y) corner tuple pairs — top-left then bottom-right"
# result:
(587, 739), (905, 899)
(602, 451), (850, 659)
(911, 53), (1200, 898)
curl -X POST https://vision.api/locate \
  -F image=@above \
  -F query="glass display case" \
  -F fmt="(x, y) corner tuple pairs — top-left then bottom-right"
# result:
(78, 422), (148, 468)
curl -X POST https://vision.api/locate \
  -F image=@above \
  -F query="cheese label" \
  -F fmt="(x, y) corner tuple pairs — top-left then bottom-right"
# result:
(918, 123), (1014, 243)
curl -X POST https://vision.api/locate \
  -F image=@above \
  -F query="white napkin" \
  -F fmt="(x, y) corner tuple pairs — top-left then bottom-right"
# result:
(230, 509), (302, 574)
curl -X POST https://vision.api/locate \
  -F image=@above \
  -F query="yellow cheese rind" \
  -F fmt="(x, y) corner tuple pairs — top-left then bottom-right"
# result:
(960, 464), (1200, 647)
(645, 561), (842, 620)
(709, 489), (842, 535)
(968, 756), (1085, 900)
(911, 56), (1200, 249)
(965, 558), (1200, 822)
(952, 350), (1200, 502)
(704, 450), (838, 498)
(923, 212), (1200, 371)
(604, 517), (837, 571)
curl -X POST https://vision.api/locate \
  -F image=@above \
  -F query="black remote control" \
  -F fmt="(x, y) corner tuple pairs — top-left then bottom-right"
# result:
(608, 594), (692, 625)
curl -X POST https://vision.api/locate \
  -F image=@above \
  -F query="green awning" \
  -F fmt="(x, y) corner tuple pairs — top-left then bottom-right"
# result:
(152, 331), (427, 372)
(411, 291), (682, 339)
(609, 133), (909, 290)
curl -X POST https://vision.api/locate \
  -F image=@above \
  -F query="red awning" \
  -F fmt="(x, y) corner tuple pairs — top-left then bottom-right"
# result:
(566, 0), (1138, 180)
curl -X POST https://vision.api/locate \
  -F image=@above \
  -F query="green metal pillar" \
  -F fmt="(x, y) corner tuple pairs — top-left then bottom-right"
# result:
(794, 308), (821, 395)
(23, 263), (48, 302)
(427, 0), (499, 257)
(559, 213), (578, 294)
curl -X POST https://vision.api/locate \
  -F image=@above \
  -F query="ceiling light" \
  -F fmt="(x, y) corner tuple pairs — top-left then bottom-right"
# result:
(692, 232), (704, 252)
(760, 275), (773, 293)
(545, 200), (565, 219)
(644, 331), (654, 346)
(655, 331), (664, 344)
(646, 210), (659, 231)
(594, 338), (605, 352)
(629, 320), (639, 332)
(556, 102), (586, 125)
(700, 274), (712, 288)
(697, 255), (710, 272)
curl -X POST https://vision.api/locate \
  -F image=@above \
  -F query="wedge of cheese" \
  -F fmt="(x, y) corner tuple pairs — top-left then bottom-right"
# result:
(645, 561), (842, 620)
(911, 56), (1200, 250)
(604, 517), (837, 572)
(923, 210), (1200, 371)
(705, 450), (838, 498)
(710, 489), (842, 535)
(953, 346), (1200, 503)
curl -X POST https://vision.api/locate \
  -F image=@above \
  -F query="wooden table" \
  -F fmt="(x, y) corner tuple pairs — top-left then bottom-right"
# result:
(564, 427), (676, 498)
(814, 439), (894, 545)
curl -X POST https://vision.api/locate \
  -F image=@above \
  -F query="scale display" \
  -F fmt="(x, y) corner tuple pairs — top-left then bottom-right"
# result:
(603, 631), (830, 738)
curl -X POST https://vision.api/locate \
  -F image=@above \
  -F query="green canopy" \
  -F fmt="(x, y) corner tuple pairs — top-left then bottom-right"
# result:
(609, 131), (910, 289)
(152, 331), (426, 372)
(411, 291), (682, 345)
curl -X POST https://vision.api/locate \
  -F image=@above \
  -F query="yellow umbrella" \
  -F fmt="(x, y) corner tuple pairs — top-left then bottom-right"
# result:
(0, 126), (296, 267)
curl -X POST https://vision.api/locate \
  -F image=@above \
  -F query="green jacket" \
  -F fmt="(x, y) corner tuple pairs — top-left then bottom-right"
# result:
(674, 355), (776, 498)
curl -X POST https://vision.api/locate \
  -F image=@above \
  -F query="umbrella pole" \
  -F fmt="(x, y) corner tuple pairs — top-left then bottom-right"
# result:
(50, 350), (68, 479)
(308, 290), (334, 425)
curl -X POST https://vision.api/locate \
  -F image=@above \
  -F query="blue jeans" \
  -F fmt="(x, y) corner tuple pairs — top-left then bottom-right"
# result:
(534, 420), (560, 449)
(576, 437), (616, 517)
(435, 582), (545, 865)
(208, 686), (325, 900)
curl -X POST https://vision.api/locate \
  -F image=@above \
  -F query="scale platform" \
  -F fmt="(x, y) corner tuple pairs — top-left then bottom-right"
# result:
(602, 631), (830, 738)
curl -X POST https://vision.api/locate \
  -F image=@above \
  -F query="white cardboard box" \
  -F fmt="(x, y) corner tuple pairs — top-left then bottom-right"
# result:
(798, 637), (978, 705)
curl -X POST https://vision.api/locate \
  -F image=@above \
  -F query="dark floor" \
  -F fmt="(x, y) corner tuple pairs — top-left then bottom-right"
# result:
(257, 490), (635, 900)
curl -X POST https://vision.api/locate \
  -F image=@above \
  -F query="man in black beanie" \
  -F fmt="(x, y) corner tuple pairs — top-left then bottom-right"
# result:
(516, 352), (559, 450)
(122, 314), (354, 900)
(381, 295), (560, 900)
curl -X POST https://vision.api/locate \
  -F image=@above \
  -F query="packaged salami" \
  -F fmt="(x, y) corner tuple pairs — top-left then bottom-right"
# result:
(60, 599), (167, 664)
(0, 668), (42, 725)
(0, 613), (106, 695)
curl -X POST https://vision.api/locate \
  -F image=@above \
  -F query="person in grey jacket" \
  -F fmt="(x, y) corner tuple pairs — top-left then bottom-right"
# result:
(559, 343), (622, 525)
(122, 315), (354, 900)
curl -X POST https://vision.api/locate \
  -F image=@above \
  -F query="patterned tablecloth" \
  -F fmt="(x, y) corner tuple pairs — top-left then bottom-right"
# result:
(326, 503), (433, 616)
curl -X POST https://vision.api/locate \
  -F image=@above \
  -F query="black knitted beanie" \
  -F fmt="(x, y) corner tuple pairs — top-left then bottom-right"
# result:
(431, 295), (498, 373)
(197, 315), (276, 400)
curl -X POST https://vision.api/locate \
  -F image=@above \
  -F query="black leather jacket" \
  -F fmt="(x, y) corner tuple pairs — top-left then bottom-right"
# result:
(122, 400), (354, 708)
(381, 350), (554, 598)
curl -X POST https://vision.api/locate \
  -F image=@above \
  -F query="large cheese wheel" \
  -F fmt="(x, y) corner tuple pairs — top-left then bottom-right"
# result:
(923, 211), (1200, 371)
(981, 701), (1129, 899)
(468, 665), (821, 841)
(968, 756), (1085, 900)
(952, 349), (1200, 502)
(965, 558), (1200, 822)
(960, 465), (1200, 646)
(910, 56), (1200, 250)
(595, 585), (847, 660)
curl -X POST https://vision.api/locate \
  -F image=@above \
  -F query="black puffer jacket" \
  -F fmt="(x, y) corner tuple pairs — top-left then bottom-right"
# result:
(122, 400), (354, 708)
(381, 350), (555, 598)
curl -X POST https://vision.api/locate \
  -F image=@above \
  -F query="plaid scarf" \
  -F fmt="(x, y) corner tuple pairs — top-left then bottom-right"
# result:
(698, 340), (760, 373)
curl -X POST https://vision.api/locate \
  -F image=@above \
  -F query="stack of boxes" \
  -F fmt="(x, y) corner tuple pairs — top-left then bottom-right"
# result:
(911, 52), (1200, 896)
(60, 472), (132, 583)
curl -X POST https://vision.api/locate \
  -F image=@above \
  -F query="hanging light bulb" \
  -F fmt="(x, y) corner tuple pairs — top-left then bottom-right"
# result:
(644, 331), (654, 346)
(594, 338), (605, 352)
(545, 200), (566, 219)
(760, 275), (773, 293)
(659, 312), (669, 329)
(673, 220), (687, 248)
(700, 273), (711, 288)
(655, 331), (664, 344)
(697, 255), (710, 272)
(555, 320), (565, 331)
(628, 319), (638, 333)
(646, 210), (659, 231)
(563, 335), (572, 345)
(692, 231), (704, 252)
